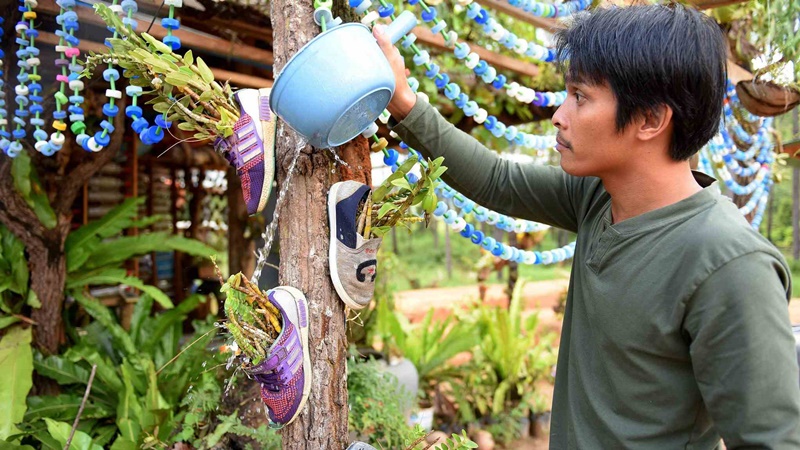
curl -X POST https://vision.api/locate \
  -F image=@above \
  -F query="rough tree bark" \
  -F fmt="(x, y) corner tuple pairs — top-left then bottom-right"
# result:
(270, 0), (369, 447)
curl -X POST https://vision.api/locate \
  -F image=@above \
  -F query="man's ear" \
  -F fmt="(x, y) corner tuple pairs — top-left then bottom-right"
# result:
(637, 104), (673, 142)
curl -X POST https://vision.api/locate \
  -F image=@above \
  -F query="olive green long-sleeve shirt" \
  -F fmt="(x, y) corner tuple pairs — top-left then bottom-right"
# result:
(391, 100), (800, 449)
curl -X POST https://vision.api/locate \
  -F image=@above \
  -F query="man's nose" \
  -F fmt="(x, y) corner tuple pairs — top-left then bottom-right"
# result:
(552, 104), (566, 130)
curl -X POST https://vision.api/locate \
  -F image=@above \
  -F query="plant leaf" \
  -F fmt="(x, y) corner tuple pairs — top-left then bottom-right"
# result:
(24, 395), (113, 422)
(65, 198), (144, 257)
(196, 57), (214, 83)
(140, 32), (173, 55)
(377, 203), (399, 219)
(10, 152), (31, 199)
(71, 292), (139, 356)
(67, 269), (173, 309)
(0, 315), (20, 331)
(164, 72), (191, 87)
(182, 49), (193, 66)
(0, 327), (33, 441)
(43, 418), (103, 450)
(390, 178), (412, 191)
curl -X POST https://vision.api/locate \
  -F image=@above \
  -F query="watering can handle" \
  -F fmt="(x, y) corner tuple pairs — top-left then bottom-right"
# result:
(384, 10), (419, 45)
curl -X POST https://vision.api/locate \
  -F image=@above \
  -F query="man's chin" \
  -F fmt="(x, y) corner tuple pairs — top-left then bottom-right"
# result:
(559, 159), (596, 178)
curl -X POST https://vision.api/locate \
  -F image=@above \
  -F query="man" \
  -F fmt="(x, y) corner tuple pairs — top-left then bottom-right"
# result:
(374, 4), (800, 449)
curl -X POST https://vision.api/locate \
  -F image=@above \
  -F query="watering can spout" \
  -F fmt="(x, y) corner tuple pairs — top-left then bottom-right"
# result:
(384, 11), (418, 45)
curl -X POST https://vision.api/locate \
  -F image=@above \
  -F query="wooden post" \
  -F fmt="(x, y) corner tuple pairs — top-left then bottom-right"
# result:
(271, 0), (368, 447)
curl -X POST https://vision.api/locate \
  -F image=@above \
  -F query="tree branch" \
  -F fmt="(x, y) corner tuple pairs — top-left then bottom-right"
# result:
(64, 364), (97, 450)
(52, 96), (127, 215)
(0, 156), (46, 247)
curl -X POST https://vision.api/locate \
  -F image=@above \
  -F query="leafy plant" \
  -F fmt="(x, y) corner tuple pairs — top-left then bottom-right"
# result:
(8, 292), (270, 449)
(709, 0), (800, 85)
(0, 326), (34, 445)
(64, 197), (216, 309)
(375, 301), (479, 390)
(363, 156), (447, 239)
(449, 280), (557, 439)
(85, 3), (240, 142)
(347, 354), (424, 449)
(0, 225), (37, 333)
(430, 430), (478, 450)
(220, 271), (281, 366)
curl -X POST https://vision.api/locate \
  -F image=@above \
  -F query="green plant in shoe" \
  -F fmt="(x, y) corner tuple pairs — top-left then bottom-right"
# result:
(218, 268), (282, 366)
(361, 156), (447, 239)
(84, 3), (240, 142)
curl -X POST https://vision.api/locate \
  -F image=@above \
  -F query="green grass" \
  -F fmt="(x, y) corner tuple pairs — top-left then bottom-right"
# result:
(381, 221), (571, 292)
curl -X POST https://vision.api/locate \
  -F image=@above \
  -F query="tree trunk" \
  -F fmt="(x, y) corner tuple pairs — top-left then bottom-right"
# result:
(271, 0), (365, 447)
(275, 139), (351, 449)
(28, 232), (69, 354)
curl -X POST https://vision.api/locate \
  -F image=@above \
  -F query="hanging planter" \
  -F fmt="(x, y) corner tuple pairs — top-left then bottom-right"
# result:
(84, 3), (240, 144)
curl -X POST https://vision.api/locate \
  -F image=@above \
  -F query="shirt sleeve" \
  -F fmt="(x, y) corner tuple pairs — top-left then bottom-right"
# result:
(389, 99), (591, 233)
(684, 252), (800, 449)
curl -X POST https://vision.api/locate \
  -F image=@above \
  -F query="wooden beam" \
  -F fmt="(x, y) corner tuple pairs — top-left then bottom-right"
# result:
(181, 16), (273, 44)
(38, 0), (274, 67)
(783, 139), (800, 158)
(473, 0), (562, 32)
(37, 32), (272, 89)
(688, 0), (751, 9)
(413, 26), (539, 78)
(211, 69), (273, 88)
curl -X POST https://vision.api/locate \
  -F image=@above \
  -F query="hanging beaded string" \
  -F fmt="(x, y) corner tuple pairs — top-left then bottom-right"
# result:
(749, 192), (768, 230)
(364, 103), (553, 238)
(7, 0), (39, 158)
(18, 0), (52, 155)
(0, 17), (11, 156)
(503, 0), (589, 18)
(431, 197), (575, 265)
(116, 0), (169, 145)
(49, 0), (84, 156)
(708, 125), (772, 179)
(159, 0), (182, 51)
(354, 0), (557, 150)
(435, 181), (550, 233)
(380, 146), (575, 265)
(460, 2), (556, 64)
(404, 0), (567, 110)
(56, 0), (169, 151)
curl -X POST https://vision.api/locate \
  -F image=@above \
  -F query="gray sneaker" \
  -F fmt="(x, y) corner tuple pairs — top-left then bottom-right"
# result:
(346, 442), (378, 450)
(327, 181), (383, 310)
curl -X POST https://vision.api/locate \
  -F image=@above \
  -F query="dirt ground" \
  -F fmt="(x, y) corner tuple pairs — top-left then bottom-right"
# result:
(394, 280), (800, 449)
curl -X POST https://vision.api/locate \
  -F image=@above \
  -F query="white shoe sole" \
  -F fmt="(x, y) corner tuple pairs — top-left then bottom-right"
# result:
(271, 285), (311, 426)
(257, 87), (277, 216)
(327, 183), (366, 310)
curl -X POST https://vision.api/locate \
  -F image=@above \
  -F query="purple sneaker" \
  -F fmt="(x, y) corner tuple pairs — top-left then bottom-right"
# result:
(215, 88), (276, 216)
(244, 286), (311, 426)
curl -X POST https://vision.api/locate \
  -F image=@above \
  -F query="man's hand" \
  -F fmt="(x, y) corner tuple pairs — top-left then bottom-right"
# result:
(374, 24), (417, 121)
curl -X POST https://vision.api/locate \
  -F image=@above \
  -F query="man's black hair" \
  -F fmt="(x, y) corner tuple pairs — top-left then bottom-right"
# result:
(554, 4), (727, 161)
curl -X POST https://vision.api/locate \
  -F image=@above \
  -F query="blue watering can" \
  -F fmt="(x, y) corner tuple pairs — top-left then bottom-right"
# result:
(269, 11), (418, 149)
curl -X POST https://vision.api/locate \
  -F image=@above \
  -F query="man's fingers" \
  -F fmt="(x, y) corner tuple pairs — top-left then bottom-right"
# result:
(373, 25), (393, 54)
